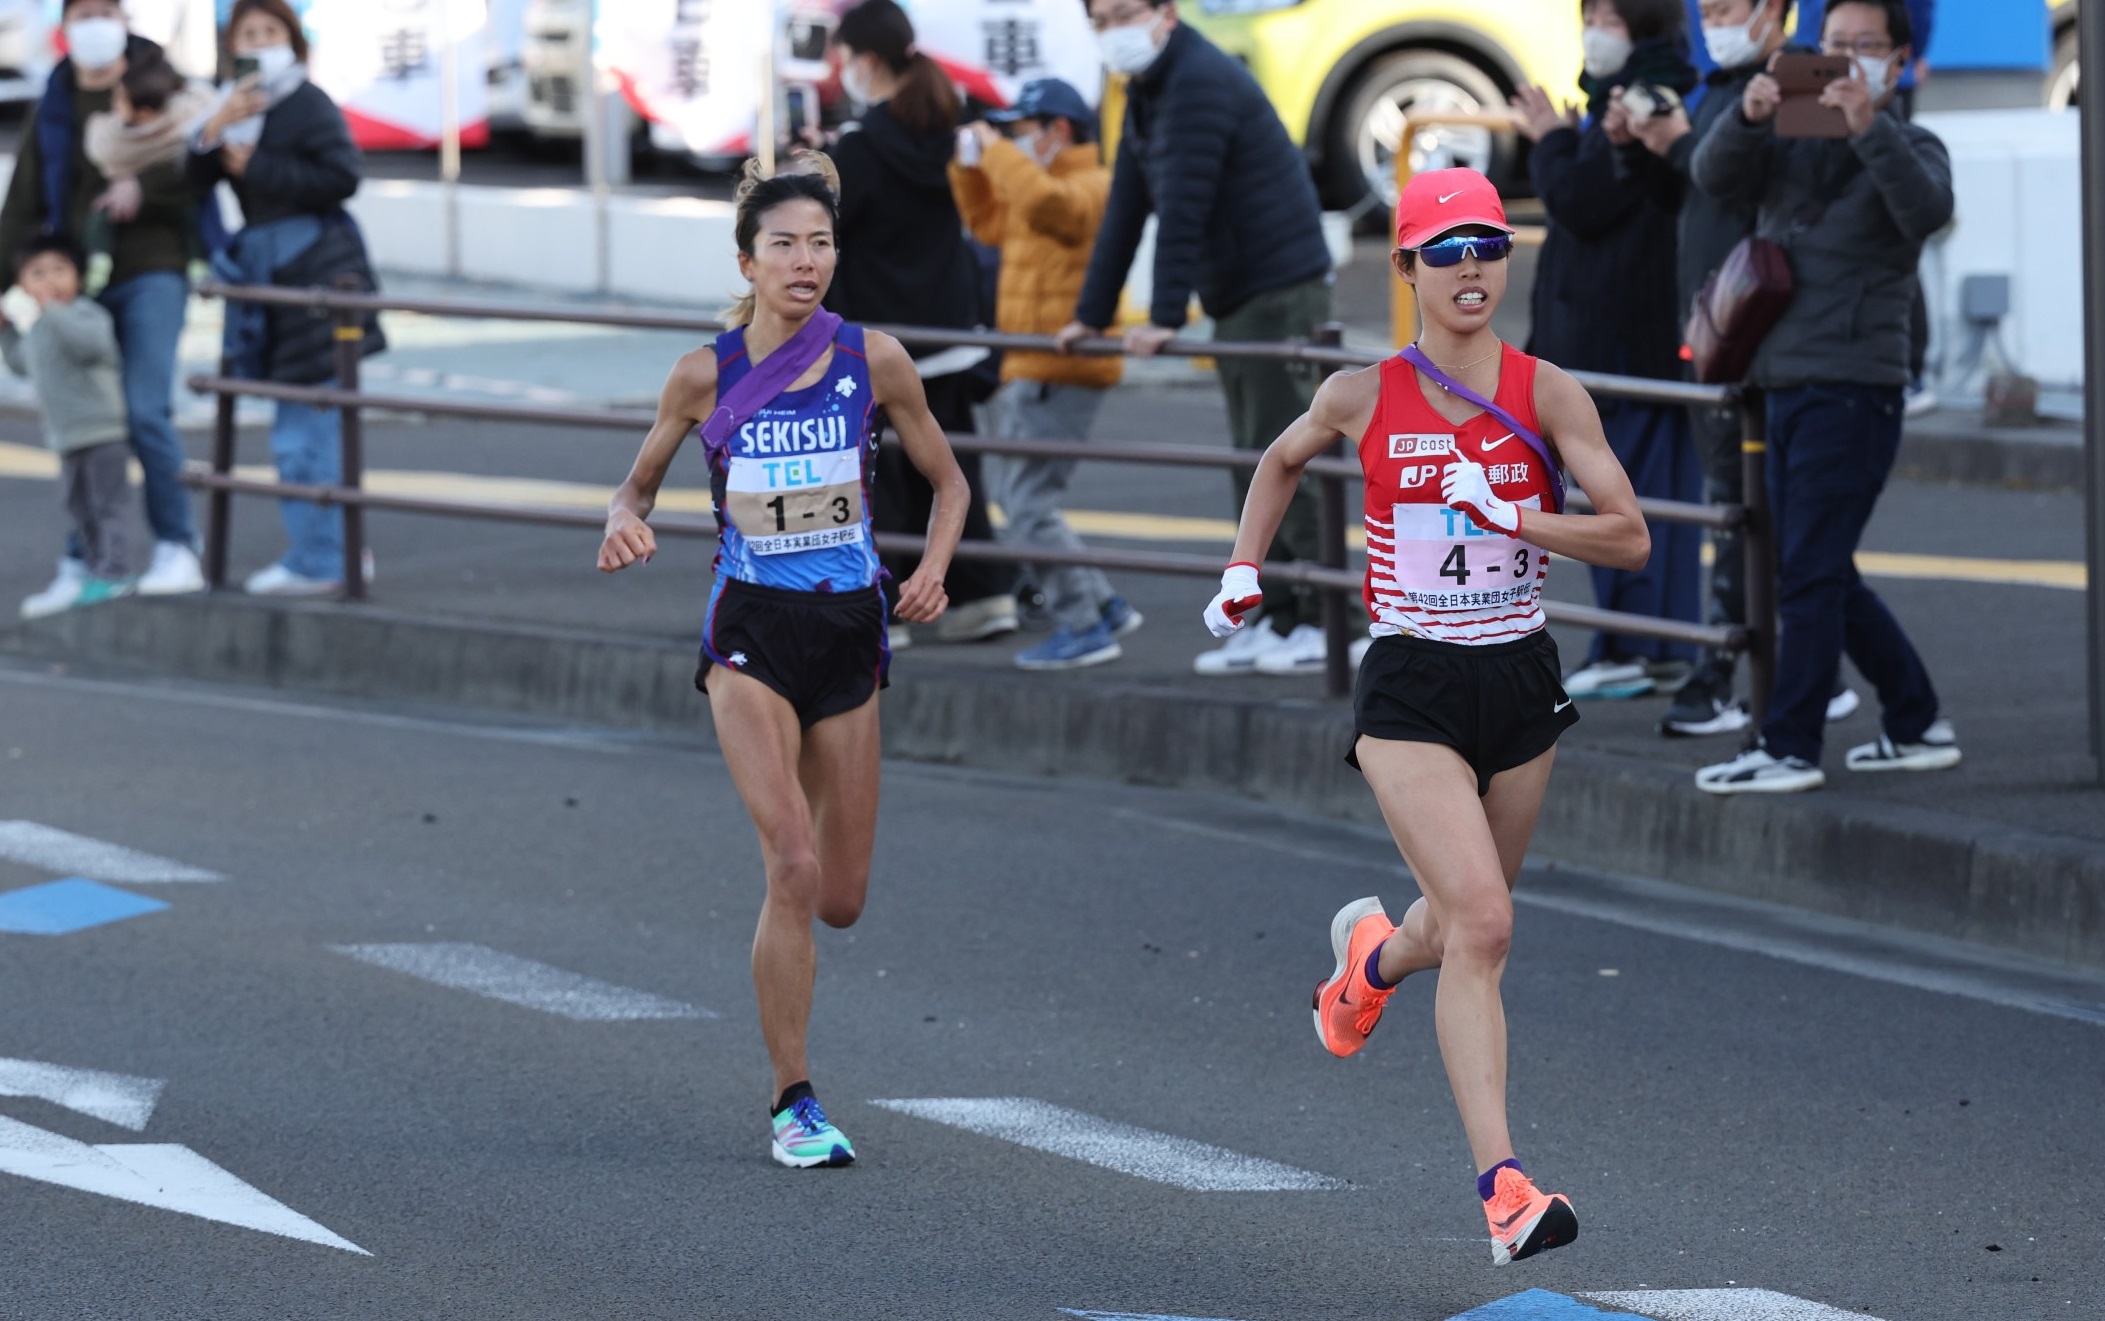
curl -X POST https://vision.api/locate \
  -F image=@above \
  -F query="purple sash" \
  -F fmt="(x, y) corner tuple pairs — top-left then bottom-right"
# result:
(701, 310), (844, 461)
(1400, 344), (1566, 514)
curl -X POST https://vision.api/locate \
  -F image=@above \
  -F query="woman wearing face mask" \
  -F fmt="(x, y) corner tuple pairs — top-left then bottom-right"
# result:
(826, 0), (1020, 649)
(190, 0), (385, 599)
(1510, 0), (1703, 705)
(0, 0), (208, 617)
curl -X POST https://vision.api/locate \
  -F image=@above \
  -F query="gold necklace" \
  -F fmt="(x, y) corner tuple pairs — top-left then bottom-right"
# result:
(1416, 339), (1502, 387)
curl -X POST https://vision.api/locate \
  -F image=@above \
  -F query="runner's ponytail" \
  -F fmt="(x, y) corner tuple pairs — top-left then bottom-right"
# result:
(727, 152), (842, 329)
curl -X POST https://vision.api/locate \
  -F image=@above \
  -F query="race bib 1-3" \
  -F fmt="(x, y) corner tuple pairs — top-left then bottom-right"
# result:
(725, 449), (866, 556)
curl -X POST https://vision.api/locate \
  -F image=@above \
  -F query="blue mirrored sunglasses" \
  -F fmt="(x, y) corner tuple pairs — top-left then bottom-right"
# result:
(1405, 233), (1514, 267)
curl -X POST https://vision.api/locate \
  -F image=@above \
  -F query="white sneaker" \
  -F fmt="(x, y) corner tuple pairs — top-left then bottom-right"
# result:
(19, 558), (88, 620)
(1846, 718), (1961, 773)
(1695, 746), (1826, 795)
(136, 541), (205, 596)
(1193, 623), (1291, 676)
(1826, 686), (1860, 722)
(243, 562), (339, 597)
(935, 593), (1020, 643)
(1564, 659), (1654, 700)
(1251, 623), (1327, 675)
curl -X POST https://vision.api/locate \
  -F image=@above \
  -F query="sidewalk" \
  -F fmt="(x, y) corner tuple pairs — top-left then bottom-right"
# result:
(0, 388), (2100, 969)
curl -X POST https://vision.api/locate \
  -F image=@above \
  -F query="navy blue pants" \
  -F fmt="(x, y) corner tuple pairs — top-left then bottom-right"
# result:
(1586, 401), (1702, 665)
(1759, 383), (1940, 763)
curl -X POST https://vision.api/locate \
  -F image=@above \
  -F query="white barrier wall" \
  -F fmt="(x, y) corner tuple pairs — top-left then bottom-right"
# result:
(349, 181), (740, 306)
(1917, 109), (2082, 389)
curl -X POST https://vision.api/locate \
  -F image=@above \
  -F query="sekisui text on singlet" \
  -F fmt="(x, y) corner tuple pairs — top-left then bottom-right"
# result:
(706, 322), (882, 593)
(1359, 344), (1557, 645)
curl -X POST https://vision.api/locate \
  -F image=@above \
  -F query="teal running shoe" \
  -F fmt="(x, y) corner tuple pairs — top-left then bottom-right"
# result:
(771, 1093), (855, 1169)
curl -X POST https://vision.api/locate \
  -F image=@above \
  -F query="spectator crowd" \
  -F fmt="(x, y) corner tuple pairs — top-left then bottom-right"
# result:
(5, 0), (1960, 797)
(3, 0), (381, 619)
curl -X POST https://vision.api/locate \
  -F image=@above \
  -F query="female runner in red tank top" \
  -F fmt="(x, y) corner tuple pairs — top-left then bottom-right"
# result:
(1202, 168), (1651, 1267)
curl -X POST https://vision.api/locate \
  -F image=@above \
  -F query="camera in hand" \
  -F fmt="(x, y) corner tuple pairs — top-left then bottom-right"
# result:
(1621, 83), (1683, 124)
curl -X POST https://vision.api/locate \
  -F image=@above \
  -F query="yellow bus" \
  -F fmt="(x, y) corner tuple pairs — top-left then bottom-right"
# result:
(1180, 0), (1582, 211)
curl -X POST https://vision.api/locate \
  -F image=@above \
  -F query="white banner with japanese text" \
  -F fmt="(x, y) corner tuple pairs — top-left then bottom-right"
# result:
(306, 0), (491, 151)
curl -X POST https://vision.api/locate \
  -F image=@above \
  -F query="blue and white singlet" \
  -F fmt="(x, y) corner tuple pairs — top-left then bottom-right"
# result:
(705, 322), (883, 594)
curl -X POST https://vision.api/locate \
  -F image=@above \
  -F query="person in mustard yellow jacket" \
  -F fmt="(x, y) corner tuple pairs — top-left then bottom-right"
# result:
(951, 78), (1139, 672)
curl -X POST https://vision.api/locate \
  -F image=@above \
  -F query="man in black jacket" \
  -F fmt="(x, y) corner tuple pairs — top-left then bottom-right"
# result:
(1690, 0), (1958, 795)
(1624, 0), (1795, 735)
(1056, 0), (1337, 677)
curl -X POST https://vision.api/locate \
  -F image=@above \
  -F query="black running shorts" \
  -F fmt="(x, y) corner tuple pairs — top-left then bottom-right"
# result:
(1348, 630), (1579, 796)
(697, 580), (890, 728)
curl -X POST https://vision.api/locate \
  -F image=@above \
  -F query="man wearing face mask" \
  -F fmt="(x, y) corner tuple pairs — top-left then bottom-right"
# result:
(1619, 0), (1794, 736)
(1, 0), (205, 617)
(1055, 0), (1340, 679)
(1690, 0), (1959, 795)
(950, 79), (1141, 671)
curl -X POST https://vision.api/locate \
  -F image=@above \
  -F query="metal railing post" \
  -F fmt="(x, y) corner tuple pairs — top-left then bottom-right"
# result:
(1738, 389), (1776, 735)
(1312, 322), (1353, 700)
(334, 305), (368, 602)
(204, 353), (236, 590)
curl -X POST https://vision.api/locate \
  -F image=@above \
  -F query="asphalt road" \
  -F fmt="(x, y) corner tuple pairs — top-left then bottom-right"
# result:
(0, 661), (2100, 1320)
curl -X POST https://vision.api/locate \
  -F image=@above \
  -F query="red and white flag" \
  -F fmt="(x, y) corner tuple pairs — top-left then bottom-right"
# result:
(306, 0), (492, 151)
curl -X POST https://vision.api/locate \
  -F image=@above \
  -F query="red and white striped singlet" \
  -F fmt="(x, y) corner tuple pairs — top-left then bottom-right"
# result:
(1358, 344), (1556, 645)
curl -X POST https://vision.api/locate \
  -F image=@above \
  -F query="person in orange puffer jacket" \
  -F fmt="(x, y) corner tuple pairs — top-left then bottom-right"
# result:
(950, 78), (1139, 672)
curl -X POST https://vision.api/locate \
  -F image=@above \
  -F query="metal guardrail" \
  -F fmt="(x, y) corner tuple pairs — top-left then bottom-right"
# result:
(182, 283), (1774, 722)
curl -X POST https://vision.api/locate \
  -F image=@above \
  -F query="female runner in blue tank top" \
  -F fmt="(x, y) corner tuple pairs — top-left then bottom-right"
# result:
(598, 158), (968, 1170)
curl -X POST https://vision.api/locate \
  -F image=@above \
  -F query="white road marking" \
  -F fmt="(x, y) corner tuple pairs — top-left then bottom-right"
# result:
(0, 665), (643, 756)
(0, 1057), (163, 1131)
(1583, 1289), (1882, 1321)
(1513, 887), (2105, 1029)
(1062, 1312), (1253, 1320)
(0, 821), (223, 883)
(330, 942), (713, 1021)
(1112, 807), (2105, 1028)
(0, 1115), (366, 1253)
(870, 1098), (1345, 1192)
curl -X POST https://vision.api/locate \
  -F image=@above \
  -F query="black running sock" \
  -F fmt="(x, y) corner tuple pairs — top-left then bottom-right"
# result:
(1479, 1157), (1524, 1202)
(772, 1081), (815, 1117)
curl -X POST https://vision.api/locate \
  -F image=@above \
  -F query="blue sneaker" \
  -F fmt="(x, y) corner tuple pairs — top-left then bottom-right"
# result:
(1100, 596), (1144, 638)
(1015, 621), (1122, 671)
(771, 1093), (856, 1168)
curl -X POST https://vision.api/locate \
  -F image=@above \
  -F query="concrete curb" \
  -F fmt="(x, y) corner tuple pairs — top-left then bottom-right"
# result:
(1897, 426), (2083, 491)
(7, 595), (2102, 972)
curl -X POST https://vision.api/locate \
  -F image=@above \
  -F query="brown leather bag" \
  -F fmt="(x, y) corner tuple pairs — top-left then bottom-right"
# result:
(1685, 235), (1795, 385)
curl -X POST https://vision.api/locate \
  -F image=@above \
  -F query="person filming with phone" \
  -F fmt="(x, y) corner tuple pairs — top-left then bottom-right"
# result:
(1687, 0), (1958, 795)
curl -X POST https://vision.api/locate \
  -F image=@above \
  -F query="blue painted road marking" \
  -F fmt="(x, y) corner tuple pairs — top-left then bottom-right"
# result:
(0, 879), (169, 935)
(1446, 1291), (1651, 1319)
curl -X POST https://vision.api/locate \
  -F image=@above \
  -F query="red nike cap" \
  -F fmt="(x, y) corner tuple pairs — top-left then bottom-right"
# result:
(1394, 168), (1513, 250)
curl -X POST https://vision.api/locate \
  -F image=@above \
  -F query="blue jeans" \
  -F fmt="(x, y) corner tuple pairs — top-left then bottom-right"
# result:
(1586, 401), (1702, 665)
(270, 401), (344, 580)
(97, 271), (194, 547)
(1759, 383), (1939, 763)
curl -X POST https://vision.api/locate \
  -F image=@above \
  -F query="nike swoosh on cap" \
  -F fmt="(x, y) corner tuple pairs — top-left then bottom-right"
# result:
(1438, 191), (1463, 203)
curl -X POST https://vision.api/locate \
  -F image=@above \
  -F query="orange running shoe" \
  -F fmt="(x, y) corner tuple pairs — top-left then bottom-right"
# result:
(1483, 1166), (1578, 1266)
(1311, 896), (1398, 1057)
